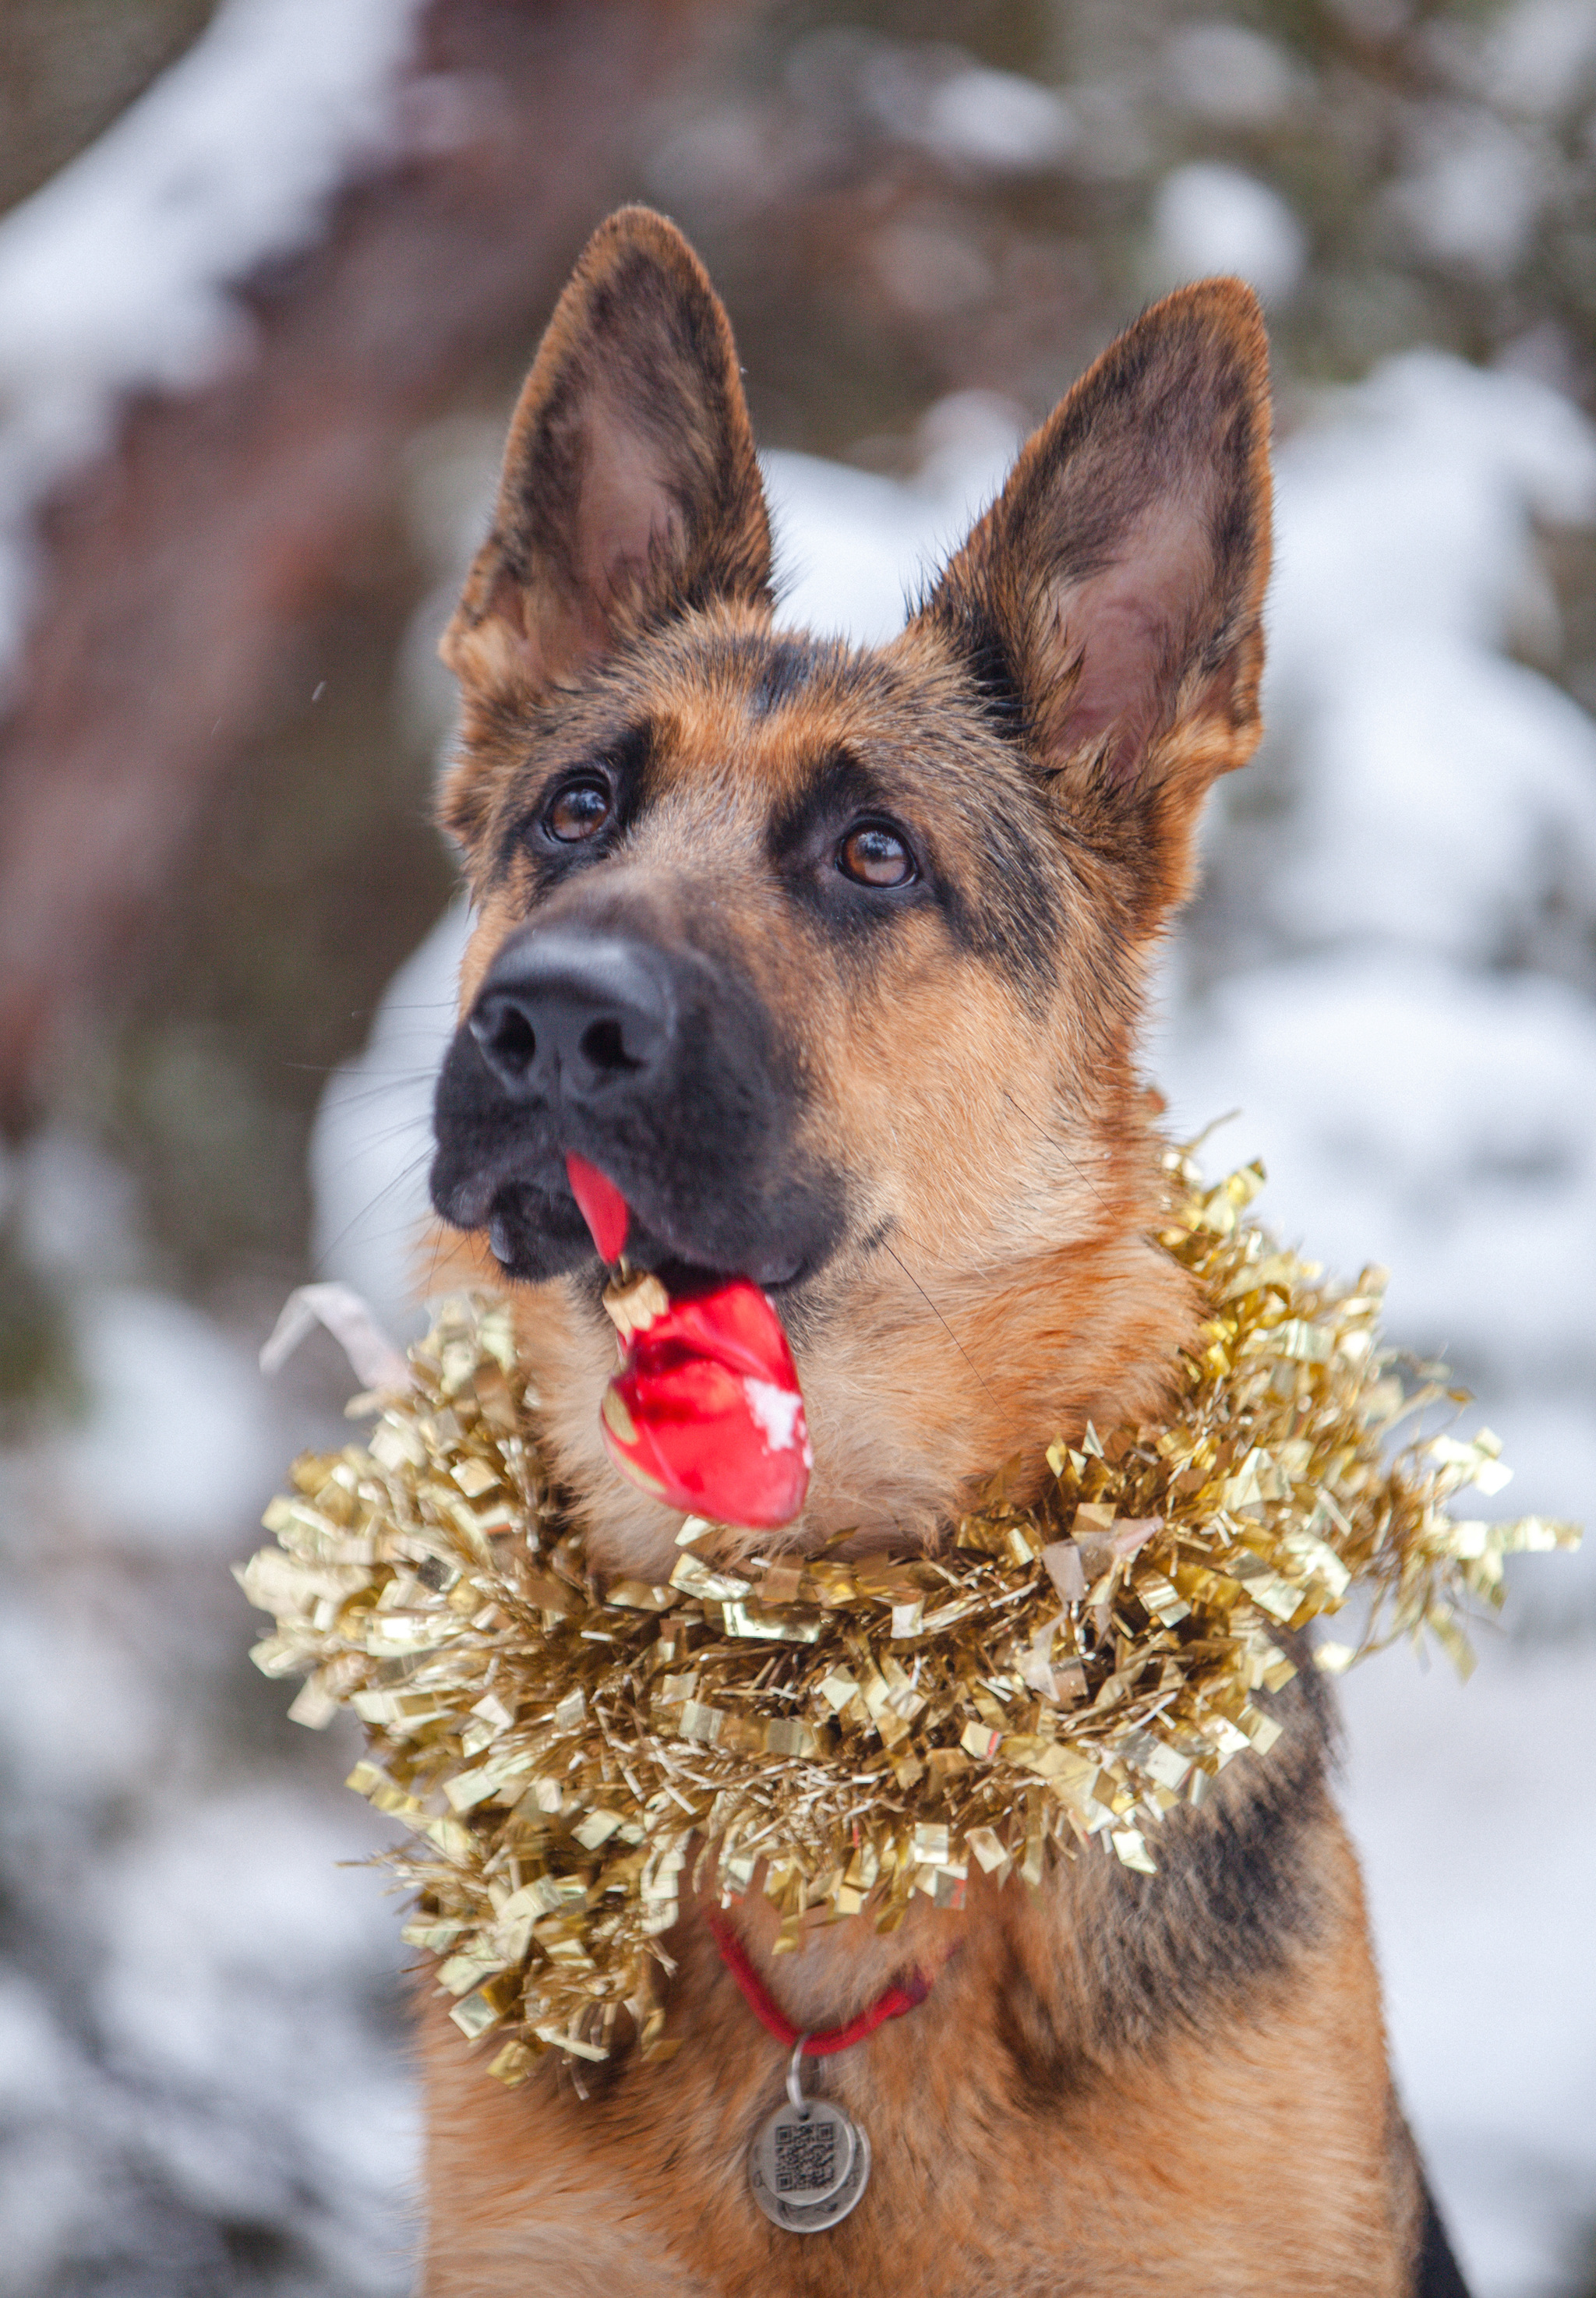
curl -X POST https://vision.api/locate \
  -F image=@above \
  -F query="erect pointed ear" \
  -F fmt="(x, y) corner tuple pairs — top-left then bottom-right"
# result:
(440, 206), (772, 704)
(915, 279), (1272, 912)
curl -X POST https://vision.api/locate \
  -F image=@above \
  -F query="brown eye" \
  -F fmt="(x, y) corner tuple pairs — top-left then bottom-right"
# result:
(545, 778), (612, 842)
(838, 821), (915, 888)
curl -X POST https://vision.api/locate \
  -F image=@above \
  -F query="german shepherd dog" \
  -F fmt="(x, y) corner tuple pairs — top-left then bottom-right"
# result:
(424, 207), (1467, 2296)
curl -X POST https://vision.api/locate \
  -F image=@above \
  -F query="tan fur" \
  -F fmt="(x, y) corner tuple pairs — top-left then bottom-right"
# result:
(417, 1812), (1414, 2296)
(440, 620), (1206, 1581)
(411, 210), (1431, 2292)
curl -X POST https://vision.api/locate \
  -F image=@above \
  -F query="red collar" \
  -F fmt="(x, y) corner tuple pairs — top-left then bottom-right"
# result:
(704, 1905), (934, 2057)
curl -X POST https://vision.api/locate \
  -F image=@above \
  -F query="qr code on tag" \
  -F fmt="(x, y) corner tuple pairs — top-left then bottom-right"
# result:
(774, 2117), (837, 2194)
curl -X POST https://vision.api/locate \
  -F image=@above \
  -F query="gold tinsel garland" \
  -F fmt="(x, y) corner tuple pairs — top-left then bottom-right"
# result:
(242, 1152), (1577, 2086)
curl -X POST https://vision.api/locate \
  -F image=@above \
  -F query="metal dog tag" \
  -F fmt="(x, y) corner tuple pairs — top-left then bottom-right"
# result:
(747, 2038), (872, 2233)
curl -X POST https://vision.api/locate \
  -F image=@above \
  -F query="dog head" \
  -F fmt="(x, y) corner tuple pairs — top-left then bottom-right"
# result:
(429, 207), (1271, 1575)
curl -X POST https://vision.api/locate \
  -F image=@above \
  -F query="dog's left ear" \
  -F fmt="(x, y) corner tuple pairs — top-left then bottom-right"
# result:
(916, 279), (1272, 916)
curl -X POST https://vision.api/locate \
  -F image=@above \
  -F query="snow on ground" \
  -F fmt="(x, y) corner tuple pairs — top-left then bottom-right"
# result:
(0, 0), (428, 692)
(1339, 1649), (1596, 2298)
(0, 1133), (417, 2296)
(312, 353), (1596, 2293)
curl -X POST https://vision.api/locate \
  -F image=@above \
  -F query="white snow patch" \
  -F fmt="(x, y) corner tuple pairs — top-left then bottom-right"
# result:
(1386, 107), (1549, 281)
(0, 0), (427, 689)
(1272, 641), (1596, 959)
(0, 1594), (166, 1805)
(803, 36), (1078, 175)
(55, 1286), (283, 1551)
(89, 1786), (416, 2267)
(1339, 1643), (1596, 2293)
(0, 1977), (79, 2118)
(1271, 353), (1596, 675)
(0, 1092), (412, 2272)
(763, 454), (933, 643)
(1150, 162), (1306, 305)
(0, 2128), (103, 2298)
(916, 69), (1077, 173)
(95, 1787), (401, 2078)
(1153, 954), (1596, 1381)
(763, 389), (1022, 642)
(1488, 0), (1596, 114)
(11, 1128), (145, 1285)
(310, 899), (471, 1333)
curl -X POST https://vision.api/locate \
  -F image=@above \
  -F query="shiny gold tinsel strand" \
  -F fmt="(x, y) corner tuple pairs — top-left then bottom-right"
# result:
(241, 1153), (1578, 2084)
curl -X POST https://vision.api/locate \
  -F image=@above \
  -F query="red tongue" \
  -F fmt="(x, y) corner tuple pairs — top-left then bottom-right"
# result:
(561, 1153), (810, 1529)
(565, 1153), (630, 1263)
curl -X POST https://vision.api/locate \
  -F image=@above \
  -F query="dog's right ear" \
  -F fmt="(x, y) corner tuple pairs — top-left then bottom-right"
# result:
(440, 207), (771, 837)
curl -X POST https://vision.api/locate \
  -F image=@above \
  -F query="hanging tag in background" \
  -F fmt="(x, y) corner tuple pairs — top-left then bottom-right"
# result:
(259, 1283), (412, 1393)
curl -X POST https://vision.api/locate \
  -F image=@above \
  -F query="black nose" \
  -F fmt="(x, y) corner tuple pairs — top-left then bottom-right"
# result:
(468, 929), (673, 1102)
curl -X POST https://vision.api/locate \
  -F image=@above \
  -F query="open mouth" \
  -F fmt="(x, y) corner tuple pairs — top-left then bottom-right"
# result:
(563, 1153), (812, 1531)
(480, 1167), (807, 1298)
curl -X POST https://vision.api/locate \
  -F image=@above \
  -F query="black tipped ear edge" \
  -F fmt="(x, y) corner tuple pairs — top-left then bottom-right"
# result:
(910, 271), (1273, 807)
(441, 205), (771, 698)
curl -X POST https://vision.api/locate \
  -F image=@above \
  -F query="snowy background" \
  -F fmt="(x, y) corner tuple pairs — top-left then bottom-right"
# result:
(2, 2), (1594, 2293)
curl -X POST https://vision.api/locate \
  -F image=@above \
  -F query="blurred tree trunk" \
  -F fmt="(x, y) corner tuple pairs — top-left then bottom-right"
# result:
(0, 0), (707, 1128)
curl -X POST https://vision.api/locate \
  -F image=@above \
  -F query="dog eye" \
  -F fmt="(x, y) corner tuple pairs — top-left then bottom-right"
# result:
(545, 778), (613, 843)
(838, 822), (916, 888)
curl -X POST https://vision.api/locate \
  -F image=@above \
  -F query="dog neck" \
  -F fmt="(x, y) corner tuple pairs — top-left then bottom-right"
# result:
(469, 1120), (1199, 1585)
